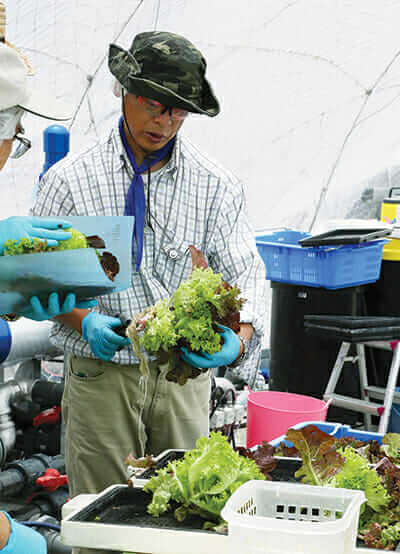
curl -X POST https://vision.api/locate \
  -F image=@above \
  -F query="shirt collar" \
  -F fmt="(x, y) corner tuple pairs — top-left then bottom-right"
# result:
(110, 119), (180, 175)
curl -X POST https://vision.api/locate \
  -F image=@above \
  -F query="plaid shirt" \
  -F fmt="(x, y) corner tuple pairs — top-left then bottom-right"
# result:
(31, 121), (267, 389)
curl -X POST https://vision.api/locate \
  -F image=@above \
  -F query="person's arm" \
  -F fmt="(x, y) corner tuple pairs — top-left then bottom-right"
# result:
(208, 180), (266, 383)
(0, 512), (10, 549)
(235, 321), (254, 356)
(0, 512), (46, 553)
(54, 308), (90, 333)
(0, 216), (73, 254)
(238, 322), (254, 343)
(55, 309), (130, 361)
(210, 182), (266, 338)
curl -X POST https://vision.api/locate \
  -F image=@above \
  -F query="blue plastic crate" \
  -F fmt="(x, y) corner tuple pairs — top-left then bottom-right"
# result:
(256, 229), (387, 289)
(388, 387), (400, 433)
(269, 420), (384, 449)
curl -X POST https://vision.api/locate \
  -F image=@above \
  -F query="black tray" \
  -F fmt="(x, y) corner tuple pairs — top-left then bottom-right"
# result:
(70, 486), (210, 531)
(299, 228), (391, 247)
(71, 458), (302, 527)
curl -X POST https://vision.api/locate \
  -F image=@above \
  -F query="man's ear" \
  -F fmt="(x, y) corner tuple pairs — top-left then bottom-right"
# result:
(113, 80), (123, 98)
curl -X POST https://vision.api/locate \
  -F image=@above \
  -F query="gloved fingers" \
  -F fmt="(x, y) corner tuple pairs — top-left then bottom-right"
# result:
(93, 345), (115, 361)
(102, 327), (130, 347)
(106, 317), (126, 327)
(96, 340), (118, 360)
(180, 347), (211, 368)
(60, 292), (76, 314)
(29, 228), (73, 242)
(215, 323), (235, 338)
(46, 291), (63, 316)
(75, 298), (98, 310)
(31, 237), (59, 248)
(215, 323), (230, 333)
(201, 350), (221, 361)
(30, 217), (72, 230)
(27, 295), (48, 319)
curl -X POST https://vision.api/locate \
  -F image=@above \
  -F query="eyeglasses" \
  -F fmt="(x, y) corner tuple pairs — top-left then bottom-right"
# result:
(10, 128), (31, 159)
(136, 95), (188, 121)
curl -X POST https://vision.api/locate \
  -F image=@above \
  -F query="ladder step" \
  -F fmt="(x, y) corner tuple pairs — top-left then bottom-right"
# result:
(366, 386), (400, 403)
(324, 393), (383, 415)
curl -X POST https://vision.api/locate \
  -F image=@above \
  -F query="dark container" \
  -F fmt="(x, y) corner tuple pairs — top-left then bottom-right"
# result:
(364, 260), (400, 387)
(269, 281), (366, 424)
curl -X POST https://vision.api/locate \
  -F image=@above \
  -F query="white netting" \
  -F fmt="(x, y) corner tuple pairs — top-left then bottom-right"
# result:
(2, 0), (400, 229)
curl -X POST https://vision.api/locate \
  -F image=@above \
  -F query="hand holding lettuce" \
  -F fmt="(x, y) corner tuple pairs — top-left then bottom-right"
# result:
(181, 324), (241, 368)
(81, 312), (130, 361)
(0, 216), (72, 254)
(0, 216), (132, 317)
(127, 261), (246, 385)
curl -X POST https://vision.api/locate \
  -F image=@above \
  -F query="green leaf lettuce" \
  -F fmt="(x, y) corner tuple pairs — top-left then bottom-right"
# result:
(143, 432), (265, 523)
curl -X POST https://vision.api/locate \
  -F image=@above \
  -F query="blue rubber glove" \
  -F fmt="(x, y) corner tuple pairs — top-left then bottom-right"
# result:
(1, 511), (46, 553)
(17, 292), (98, 321)
(181, 324), (241, 369)
(81, 312), (130, 361)
(0, 216), (72, 255)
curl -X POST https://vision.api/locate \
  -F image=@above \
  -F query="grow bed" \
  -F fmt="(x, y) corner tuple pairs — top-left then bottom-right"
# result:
(62, 457), (380, 553)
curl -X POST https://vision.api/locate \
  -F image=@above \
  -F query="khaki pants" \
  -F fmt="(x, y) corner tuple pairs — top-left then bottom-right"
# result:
(63, 355), (210, 554)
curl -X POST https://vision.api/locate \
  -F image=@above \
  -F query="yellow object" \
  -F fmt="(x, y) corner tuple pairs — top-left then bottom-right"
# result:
(381, 190), (400, 260)
(382, 238), (400, 261)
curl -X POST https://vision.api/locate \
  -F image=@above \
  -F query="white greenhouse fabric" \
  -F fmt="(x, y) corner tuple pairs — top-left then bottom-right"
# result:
(2, 1), (400, 230)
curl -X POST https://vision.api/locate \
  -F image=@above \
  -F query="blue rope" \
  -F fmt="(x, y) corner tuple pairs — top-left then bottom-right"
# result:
(19, 521), (61, 532)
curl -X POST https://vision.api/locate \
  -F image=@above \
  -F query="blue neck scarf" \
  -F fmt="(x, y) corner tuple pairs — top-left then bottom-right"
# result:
(119, 117), (175, 271)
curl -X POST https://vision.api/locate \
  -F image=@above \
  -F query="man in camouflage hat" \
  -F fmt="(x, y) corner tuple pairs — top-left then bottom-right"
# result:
(109, 31), (220, 117)
(32, 31), (266, 553)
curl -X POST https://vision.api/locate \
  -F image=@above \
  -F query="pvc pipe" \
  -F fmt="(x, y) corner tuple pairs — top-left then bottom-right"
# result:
(0, 454), (65, 496)
(0, 379), (31, 460)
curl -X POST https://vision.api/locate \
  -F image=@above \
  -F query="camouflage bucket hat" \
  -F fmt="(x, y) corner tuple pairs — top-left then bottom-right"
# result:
(108, 31), (220, 117)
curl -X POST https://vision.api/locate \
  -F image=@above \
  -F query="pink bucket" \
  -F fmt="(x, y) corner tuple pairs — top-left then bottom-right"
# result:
(246, 390), (330, 448)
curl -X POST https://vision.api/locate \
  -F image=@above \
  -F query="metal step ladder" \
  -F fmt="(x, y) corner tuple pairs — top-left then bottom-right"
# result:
(304, 315), (400, 434)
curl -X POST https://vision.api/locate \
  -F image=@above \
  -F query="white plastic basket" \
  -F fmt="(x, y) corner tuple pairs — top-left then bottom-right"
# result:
(221, 480), (366, 554)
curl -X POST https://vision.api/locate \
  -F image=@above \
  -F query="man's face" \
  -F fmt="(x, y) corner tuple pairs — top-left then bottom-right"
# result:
(123, 93), (185, 153)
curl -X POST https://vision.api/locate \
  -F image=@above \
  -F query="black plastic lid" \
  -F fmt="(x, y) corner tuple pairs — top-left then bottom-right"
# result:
(383, 198), (400, 204)
(299, 227), (391, 247)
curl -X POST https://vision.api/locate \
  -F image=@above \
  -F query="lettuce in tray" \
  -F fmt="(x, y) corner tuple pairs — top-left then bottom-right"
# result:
(280, 425), (400, 550)
(137, 432), (265, 528)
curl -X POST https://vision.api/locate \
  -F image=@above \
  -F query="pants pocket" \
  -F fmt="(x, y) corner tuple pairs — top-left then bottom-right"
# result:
(69, 357), (106, 381)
